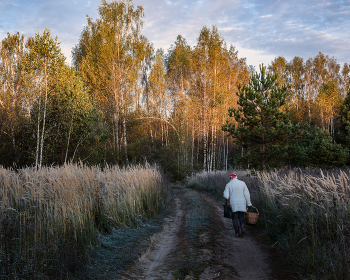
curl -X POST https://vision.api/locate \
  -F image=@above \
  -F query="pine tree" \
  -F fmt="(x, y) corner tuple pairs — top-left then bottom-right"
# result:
(222, 65), (294, 169)
(338, 88), (350, 146)
(291, 126), (348, 167)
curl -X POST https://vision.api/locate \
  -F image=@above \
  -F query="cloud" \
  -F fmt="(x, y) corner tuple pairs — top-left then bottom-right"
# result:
(133, 0), (350, 69)
(1, 0), (349, 69)
(0, 0), (101, 63)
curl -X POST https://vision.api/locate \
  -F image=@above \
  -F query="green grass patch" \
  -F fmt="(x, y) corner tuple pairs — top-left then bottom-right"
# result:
(172, 188), (219, 279)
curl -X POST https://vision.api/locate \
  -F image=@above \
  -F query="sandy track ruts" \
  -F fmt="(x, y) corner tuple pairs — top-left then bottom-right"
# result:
(201, 193), (272, 280)
(121, 190), (272, 280)
(121, 196), (184, 280)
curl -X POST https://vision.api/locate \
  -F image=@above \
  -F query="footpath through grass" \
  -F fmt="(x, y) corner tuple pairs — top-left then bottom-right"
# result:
(72, 185), (224, 279)
(169, 186), (238, 279)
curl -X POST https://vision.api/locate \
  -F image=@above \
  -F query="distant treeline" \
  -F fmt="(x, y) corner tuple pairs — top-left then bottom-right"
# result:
(0, 0), (349, 177)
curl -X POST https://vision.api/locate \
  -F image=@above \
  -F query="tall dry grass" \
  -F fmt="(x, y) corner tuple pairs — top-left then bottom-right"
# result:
(257, 168), (350, 279)
(184, 170), (255, 195)
(0, 163), (166, 279)
(185, 168), (350, 279)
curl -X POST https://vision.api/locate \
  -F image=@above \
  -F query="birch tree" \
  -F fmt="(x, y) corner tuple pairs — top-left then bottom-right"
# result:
(286, 56), (305, 122)
(0, 33), (26, 155)
(73, 0), (152, 164)
(25, 28), (65, 168)
(44, 66), (107, 164)
(148, 50), (168, 143)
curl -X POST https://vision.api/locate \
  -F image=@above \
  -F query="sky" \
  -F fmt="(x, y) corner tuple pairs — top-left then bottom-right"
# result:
(1, 0), (349, 71)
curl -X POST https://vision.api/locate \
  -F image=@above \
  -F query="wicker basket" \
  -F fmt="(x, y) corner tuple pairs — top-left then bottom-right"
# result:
(245, 206), (259, 225)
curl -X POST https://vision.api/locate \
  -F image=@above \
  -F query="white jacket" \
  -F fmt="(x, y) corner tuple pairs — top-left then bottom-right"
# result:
(223, 178), (252, 212)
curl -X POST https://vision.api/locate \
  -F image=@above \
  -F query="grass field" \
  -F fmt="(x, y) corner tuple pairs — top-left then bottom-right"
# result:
(185, 168), (350, 279)
(0, 163), (166, 279)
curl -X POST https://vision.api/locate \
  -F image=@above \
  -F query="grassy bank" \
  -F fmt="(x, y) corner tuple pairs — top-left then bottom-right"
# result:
(185, 168), (350, 279)
(0, 163), (167, 279)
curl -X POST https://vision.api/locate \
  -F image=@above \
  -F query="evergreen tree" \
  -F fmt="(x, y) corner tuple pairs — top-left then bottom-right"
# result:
(222, 65), (294, 169)
(290, 126), (348, 167)
(338, 88), (350, 148)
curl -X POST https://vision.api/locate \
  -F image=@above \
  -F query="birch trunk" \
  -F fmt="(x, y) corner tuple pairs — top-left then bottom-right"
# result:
(39, 62), (48, 168)
(35, 97), (41, 169)
(161, 123), (164, 146)
(113, 61), (119, 162)
(191, 120), (195, 169)
(65, 119), (73, 164)
(203, 124), (207, 170)
(222, 130), (225, 169)
(213, 125), (216, 171)
(123, 116), (128, 165)
(115, 111), (119, 161)
(203, 88), (207, 170)
(226, 137), (228, 170)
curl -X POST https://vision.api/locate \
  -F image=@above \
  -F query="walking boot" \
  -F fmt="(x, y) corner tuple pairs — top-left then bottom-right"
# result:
(234, 226), (239, 237)
(240, 220), (245, 237)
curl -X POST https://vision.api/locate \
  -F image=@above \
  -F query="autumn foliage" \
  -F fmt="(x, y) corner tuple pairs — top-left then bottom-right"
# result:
(0, 0), (350, 175)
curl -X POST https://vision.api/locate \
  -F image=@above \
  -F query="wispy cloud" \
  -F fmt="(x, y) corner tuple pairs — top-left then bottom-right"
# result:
(134, 0), (350, 69)
(0, 0), (101, 62)
(0, 0), (349, 69)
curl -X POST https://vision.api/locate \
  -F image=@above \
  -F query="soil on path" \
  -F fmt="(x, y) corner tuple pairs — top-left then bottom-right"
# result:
(201, 193), (271, 280)
(121, 188), (274, 280)
(121, 196), (184, 279)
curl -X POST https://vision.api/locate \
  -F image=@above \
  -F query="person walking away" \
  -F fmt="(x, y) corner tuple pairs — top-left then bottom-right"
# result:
(223, 173), (252, 237)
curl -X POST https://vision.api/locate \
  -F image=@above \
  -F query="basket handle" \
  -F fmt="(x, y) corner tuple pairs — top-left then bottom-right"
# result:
(246, 206), (259, 215)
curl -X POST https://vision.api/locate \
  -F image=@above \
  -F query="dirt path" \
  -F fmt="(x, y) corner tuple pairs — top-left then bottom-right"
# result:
(201, 193), (271, 280)
(121, 196), (184, 279)
(120, 188), (273, 280)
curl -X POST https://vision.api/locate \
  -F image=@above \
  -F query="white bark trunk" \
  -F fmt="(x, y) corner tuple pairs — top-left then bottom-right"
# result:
(191, 120), (194, 169)
(35, 98), (41, 169)
(65, 119), (73, 164)
(39, 62), (48, 168)
(213, 125), (216, 171)
(123, 116), (128, 165)
(226, 137), (228, 170)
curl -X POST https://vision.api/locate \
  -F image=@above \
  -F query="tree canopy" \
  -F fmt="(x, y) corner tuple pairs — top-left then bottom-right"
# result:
(1, 0), (350, 174)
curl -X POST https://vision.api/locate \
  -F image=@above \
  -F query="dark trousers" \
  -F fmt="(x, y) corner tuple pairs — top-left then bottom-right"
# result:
(232, 211), (244, 228)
